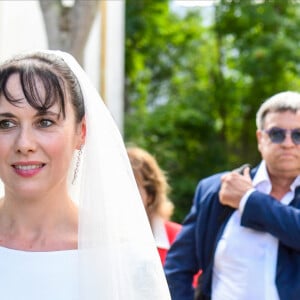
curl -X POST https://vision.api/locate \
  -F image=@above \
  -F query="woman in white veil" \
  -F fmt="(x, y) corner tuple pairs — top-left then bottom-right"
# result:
(0, 50), (171, 299)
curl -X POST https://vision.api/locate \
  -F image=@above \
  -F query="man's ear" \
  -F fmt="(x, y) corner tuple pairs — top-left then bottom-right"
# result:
(256, 129), (263, 153)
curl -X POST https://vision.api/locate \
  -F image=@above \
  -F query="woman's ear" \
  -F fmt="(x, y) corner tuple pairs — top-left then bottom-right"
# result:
(76, 117), (86, 150)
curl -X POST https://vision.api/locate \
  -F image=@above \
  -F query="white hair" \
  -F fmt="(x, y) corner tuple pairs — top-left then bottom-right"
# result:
(256, 91), (300, 129)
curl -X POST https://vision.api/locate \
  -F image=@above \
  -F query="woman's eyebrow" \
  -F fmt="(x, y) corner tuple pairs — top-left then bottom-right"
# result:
(0, 111), (60, 119)
(0, 112), (15, 118)
(35, 110), (60, 118)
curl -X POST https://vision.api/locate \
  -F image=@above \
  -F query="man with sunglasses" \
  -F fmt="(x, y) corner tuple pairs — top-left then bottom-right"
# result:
(165, 91), (300, 300)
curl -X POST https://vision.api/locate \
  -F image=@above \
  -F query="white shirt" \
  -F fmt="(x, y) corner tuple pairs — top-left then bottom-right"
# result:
(0, 246), (79, 300)
(212, 161), (300, 300)
(151, 214), (170, 250)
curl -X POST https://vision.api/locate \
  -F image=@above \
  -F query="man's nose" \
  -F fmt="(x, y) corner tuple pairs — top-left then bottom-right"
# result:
(282, 132), (295, 146)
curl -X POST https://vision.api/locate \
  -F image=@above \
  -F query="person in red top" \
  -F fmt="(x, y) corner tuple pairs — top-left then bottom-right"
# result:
(127, 146), (181, 264)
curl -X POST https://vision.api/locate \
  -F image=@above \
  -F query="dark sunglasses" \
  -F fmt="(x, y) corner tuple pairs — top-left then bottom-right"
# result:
(263, 127), (300, 145)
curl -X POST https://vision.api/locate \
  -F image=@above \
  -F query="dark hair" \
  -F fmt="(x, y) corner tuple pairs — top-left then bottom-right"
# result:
(0, 52), (85, 123)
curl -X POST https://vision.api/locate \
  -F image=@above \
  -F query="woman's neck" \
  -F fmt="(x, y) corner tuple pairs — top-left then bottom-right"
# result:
(0, 194), (78, 251)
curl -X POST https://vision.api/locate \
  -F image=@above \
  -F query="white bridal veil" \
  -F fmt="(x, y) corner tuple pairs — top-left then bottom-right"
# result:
(53, 51), (171, 299)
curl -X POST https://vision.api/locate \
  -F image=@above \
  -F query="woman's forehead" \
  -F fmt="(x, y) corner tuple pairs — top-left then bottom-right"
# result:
(0, 72), (68, 117)
(5, 72), (47, 94)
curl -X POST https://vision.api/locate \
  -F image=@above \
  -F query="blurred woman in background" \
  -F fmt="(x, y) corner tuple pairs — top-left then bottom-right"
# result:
(127, 146), (182, 264)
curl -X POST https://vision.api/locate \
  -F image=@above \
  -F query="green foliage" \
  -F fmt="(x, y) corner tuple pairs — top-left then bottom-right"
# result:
(125, 0), (300, 221)
(215, 0), (300, 163)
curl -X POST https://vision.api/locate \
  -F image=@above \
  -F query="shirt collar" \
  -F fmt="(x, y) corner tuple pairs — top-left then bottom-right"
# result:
(151, 214), (170, 250)
(254, 160), (300, 194)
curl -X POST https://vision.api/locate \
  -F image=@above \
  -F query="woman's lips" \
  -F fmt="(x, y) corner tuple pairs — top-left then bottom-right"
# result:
(12, 163), (45, 177)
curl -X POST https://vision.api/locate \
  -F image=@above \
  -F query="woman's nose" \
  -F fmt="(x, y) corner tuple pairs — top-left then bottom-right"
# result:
(15, 126), (37, 154)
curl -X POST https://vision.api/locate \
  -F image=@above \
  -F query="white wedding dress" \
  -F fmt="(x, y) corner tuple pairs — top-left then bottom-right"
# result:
(0, 246), (79, 300)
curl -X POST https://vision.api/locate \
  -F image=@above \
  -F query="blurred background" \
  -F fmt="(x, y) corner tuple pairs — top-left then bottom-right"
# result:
(2, 0), (300, 222)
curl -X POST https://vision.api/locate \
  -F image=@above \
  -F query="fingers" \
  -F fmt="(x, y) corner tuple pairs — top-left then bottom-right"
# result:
(219, 166), (253, 208)
(243, 166), (251, 179)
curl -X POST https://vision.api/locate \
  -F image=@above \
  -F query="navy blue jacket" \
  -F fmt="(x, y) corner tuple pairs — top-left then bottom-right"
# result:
(164, 167), (300, 300)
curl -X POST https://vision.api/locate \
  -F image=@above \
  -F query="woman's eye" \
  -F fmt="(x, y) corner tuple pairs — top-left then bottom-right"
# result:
(0, 119), (15, 129)
(38, 119), (54, 128)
